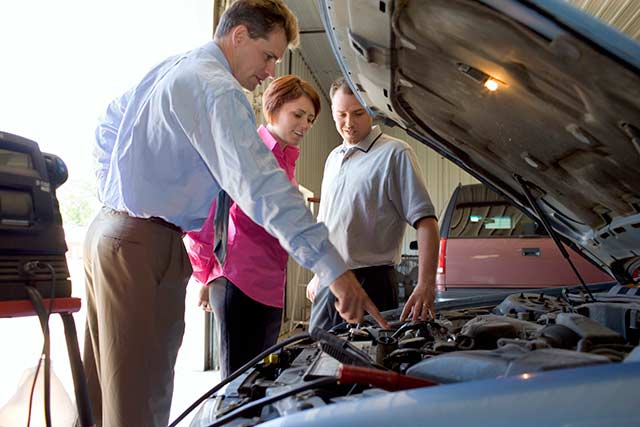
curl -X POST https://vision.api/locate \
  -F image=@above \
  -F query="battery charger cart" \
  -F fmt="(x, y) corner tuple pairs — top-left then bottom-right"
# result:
(0, 297), (94, 426)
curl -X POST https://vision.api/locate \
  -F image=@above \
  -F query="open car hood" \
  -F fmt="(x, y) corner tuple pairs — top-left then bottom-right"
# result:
(318, 0), (640, 282)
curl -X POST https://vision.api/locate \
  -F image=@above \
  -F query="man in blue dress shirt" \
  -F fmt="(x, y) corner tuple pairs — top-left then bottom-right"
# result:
(83, 1), (387, 425)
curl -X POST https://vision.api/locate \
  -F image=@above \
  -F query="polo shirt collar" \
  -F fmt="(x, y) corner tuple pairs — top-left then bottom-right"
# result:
(340, 125), (382, 154)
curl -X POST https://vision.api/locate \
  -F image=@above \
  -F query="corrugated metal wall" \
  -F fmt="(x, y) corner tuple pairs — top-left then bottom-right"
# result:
(568, 0), (640, 39)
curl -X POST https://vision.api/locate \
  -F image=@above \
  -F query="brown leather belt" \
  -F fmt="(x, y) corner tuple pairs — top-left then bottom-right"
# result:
(104, 207), (184, 235)
(147, 216), (184, 235)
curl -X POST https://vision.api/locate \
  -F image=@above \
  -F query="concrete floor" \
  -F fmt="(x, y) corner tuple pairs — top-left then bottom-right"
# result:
(170, 368), (220, 426)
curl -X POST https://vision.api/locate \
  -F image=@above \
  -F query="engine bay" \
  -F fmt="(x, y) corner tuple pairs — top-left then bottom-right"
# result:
(190, 284), (640, 427)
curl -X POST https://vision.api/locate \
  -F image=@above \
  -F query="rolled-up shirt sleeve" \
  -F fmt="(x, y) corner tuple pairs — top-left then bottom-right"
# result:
(175, 84), (347, 288)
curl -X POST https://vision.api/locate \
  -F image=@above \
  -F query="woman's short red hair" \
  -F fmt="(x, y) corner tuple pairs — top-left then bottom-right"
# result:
(262, 75), (321, 124)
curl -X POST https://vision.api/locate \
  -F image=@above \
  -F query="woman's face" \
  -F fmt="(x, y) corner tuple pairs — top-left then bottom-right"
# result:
(268, 96), (316, 147)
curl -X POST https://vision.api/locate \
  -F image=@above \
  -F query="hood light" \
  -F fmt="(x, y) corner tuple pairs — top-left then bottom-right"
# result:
(484, 79), (499, 91)
(457, 63), (504, 92)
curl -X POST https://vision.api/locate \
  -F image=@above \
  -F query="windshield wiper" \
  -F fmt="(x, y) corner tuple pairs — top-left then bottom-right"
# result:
(514, 174), (597, 303)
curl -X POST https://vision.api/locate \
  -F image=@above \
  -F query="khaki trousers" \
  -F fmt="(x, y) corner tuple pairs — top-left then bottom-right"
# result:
(83, 208), (192, 427)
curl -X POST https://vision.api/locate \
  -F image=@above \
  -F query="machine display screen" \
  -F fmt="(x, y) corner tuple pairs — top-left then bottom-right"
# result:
(0, 148), (33, 171)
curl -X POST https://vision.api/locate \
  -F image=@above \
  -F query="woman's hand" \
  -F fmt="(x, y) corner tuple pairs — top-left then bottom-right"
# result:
(198, 285), (212, 312)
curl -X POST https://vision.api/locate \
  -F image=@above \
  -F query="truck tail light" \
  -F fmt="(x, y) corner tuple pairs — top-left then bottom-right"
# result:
(437, 238), (447, 274)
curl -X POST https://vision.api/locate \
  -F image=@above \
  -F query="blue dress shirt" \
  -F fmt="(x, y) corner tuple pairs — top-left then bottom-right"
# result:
(94, 41), (346, 287)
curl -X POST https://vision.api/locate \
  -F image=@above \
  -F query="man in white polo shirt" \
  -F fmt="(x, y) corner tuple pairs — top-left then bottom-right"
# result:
(307, 77), (440, 330)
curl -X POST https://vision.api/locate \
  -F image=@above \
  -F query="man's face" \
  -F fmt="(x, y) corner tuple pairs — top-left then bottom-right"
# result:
(232, 26), (288, 91)
(331, 89), (373, 145)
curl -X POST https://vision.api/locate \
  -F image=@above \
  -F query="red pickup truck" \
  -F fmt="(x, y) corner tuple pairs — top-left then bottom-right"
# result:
(435, 184), (613, 299)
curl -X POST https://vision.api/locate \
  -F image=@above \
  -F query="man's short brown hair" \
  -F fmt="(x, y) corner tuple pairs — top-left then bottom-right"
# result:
(215, 0), (299, 48)
(329, 76), (354, 100)
(262, 75), (321, 124)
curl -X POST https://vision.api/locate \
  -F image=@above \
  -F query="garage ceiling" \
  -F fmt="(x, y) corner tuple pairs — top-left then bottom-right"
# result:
(285, 0), (640, 96)
(283, 0), (342, 98)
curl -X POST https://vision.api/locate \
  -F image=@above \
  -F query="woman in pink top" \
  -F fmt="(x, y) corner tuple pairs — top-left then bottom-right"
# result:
(184, 75), (321, 378)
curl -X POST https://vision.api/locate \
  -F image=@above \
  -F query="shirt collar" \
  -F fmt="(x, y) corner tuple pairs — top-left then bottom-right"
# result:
(258, 125), (300, 165)
(340, 125), (382, 154)
(205, 41), (233, 73)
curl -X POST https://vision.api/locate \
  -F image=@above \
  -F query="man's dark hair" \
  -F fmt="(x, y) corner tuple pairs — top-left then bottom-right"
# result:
(329, 77), (354, 100)
(215, 0), (299, 48)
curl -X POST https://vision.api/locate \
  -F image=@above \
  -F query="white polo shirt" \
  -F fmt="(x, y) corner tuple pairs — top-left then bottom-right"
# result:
(318, 125), (436, 269)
